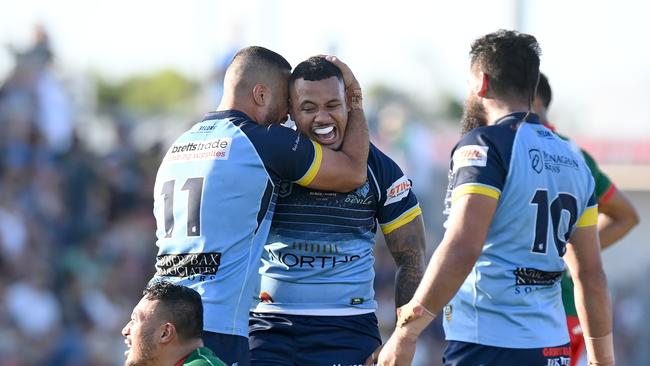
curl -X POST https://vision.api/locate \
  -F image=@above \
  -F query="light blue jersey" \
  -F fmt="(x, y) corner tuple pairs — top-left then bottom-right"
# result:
(442, 113), (598, 348)
(253, 144), (421, 315)
(151, 110), (321, 337)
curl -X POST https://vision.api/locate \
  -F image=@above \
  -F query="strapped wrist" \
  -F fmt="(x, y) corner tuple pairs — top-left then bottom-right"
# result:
(585, 332), (615, 366)
(348, 88), (363, 110)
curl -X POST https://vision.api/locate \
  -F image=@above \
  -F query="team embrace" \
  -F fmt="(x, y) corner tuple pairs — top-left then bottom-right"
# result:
(122, 29), (637, 366)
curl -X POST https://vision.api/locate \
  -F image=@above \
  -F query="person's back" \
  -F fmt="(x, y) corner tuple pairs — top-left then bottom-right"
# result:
(149, 47), (370, 366)
(442, 112), (595, 348)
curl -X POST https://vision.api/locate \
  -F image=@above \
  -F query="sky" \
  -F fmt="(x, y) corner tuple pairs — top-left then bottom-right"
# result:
(1, 0), (649, 139)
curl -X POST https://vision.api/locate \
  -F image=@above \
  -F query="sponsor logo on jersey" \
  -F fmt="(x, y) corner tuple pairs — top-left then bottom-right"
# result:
(529, 148), (543, 174)
(536, 129), (554, 139)
(444, 305), (453, 321)
(155, 252), (221, 277)
(259, 291), (274, 303)
(385, 175), (411, 206)
(543, 346), (571, 365)
(165, 138), (232, 162)
(528, 148), (580, 174)
(350, 298), (364, 305)
(345, 181), (374, 206)
(452, 145), (488, 172)
(513, 267), (563, 286)
(267, 243), (361, 269)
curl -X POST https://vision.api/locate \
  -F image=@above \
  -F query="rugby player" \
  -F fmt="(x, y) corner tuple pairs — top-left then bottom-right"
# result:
(122, 281), (227, 366)
(378, 30), (615, 366)
(535, 73), (638, 366)
(150, 47), (369, 366)
(248, 56), (426, 366)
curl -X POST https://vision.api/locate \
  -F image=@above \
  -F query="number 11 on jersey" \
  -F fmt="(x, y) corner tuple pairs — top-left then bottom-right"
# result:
(161, 177), (205, 237)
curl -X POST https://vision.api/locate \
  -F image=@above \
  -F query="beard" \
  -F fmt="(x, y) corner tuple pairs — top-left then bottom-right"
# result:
(460, 94), (488, 135)
(124, 333), (157, 366)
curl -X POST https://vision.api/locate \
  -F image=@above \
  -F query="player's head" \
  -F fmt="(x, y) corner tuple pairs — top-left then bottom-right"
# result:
(288, 56), (348, 151)
(462, 30), (541, 134)
(533, 72), (552, 124)
(223, 46), (292, 124)
(122, 281), (203, 366)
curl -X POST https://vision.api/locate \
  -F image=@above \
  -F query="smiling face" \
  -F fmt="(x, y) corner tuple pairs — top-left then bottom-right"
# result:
(290, 76), (349, 150)
(122, 298), (161, 366)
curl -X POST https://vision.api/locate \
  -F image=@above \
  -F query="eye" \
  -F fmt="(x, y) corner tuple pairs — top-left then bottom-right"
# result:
(301, 106), (316, 113)
(327, 103), (341, 110)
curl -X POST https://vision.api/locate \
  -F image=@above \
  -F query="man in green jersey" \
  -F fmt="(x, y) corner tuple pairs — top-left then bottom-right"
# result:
(535, 72), (640, 366)
(122, 281), (227, 366)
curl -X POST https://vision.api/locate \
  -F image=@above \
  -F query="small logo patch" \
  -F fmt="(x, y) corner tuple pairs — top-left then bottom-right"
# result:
(350, 298), (364, 305)
(259, 291), (274, 303)
(444, 305), (453, 321)
(385, 175), (412, 206)
(452, 145), (488, 172)
(529, 148), (543, 174)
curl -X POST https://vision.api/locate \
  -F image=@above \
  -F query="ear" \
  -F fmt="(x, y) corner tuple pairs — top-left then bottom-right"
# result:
(477, 72), (489, 98)
(252, 83), (268, 106)
(159, 323), (176, 345)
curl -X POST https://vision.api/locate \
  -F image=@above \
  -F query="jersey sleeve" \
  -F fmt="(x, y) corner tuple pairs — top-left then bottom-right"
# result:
(369, 145), (422, 235)
(248, 124), (322, 185)
(576, 191), (598, 227)
(448, 127), (511, 204)
(580, 148), (614, 204)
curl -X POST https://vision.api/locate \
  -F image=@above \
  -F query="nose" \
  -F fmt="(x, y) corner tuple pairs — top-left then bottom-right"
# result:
(314, 108), (331, 123)
(122, 321), (131, 336)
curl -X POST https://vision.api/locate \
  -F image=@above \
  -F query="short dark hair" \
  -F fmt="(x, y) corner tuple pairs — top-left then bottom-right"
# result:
(289, 56), (343, 87)
(143, 281), (203, 341)
(231, 46), (291, 74)
(536, 72), (552, 109)
(470, 30), (541, 104)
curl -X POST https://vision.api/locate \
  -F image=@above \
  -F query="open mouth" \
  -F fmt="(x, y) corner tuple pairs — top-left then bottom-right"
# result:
(312, 125), (338, 145)
(124, 339), (131, 357)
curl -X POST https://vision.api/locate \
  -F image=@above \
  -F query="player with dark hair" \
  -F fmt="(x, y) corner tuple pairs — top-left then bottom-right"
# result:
(248, 56), (426, 365)
(378, 30), (614, 366)
(150, 46), (369, 366)
(535, 72), (638, 366)
(122, 281), (227, 366)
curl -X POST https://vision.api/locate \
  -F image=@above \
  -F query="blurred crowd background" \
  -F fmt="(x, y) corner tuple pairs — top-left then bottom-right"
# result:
(1, 1), (649, 364)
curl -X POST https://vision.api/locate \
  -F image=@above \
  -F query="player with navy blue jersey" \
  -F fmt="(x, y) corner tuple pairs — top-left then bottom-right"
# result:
(150, 47), (370, 366)
(378, 31), (615, 366)
(248, 57), (426, 366)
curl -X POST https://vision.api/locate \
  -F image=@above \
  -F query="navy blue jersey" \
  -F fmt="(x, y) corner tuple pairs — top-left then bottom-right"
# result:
(151, 110), (321, 337)
(442, 113), (597, 348)
(254, 144), (421, 315)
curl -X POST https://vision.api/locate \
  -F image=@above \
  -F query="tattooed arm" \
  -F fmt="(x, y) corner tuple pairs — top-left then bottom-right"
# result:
(384, 215), (427, 307)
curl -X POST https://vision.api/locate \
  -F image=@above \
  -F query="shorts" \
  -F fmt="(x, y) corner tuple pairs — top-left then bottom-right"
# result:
(203, 331), (250, 366)
(249, 312), (381, 366)
(443, 340), (571, 366)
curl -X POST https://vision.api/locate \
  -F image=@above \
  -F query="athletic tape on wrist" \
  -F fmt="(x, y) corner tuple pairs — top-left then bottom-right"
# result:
(585, 332), (615, 366)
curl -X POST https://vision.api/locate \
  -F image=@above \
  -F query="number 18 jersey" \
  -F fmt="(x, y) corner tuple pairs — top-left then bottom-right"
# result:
(442, 112), (597, 348)
(151, 110), (320, 337)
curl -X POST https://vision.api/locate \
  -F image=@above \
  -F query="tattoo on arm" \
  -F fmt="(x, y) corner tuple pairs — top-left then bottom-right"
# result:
(384, 216), (427, 307)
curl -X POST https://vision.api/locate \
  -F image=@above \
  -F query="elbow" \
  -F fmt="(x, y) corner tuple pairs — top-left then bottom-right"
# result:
(629, 207), (640, 228)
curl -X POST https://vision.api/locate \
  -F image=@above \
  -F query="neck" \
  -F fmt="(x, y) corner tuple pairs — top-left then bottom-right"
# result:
(484, 98), (532, 126)
(216, 92), (261, 123)
(162, 339), (204, 366)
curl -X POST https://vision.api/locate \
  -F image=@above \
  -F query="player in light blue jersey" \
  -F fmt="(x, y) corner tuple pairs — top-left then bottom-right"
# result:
(248, 57), (427, 366)
(150, 47), (370, 366)
(378, 30), (615, 366)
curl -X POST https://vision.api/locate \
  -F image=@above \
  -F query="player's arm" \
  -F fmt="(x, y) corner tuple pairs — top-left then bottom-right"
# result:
(376, 194), (497, 366)
(384, 215), (427, 307)
(564, 223), (614, 366)
(300, 56), (369, 193)
(597, 186), (639, 249)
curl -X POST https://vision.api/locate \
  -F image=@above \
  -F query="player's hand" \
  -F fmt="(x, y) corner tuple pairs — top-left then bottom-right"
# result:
(363, 344), (383, 366)
(376, 327), (418, 366)
(319, 55), (360, 91)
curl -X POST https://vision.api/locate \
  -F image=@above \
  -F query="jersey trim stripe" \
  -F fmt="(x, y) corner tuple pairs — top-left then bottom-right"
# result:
(451, 183), (501, 202)
(295, 141), (322, 186)
(599, 184), (616, 204)
(380, 204), (422, 234)
(576, 206), (598, 227)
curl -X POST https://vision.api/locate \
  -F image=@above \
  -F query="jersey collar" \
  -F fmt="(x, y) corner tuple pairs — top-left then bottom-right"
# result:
(495, 111), (541, 125)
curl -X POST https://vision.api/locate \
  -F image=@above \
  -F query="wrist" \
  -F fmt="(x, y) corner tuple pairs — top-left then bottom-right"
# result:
(585, 332), (615, 366)
(348, 88), (363, 110)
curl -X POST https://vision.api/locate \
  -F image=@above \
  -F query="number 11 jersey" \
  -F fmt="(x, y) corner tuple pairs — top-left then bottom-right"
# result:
(151, 110), (321, 337)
